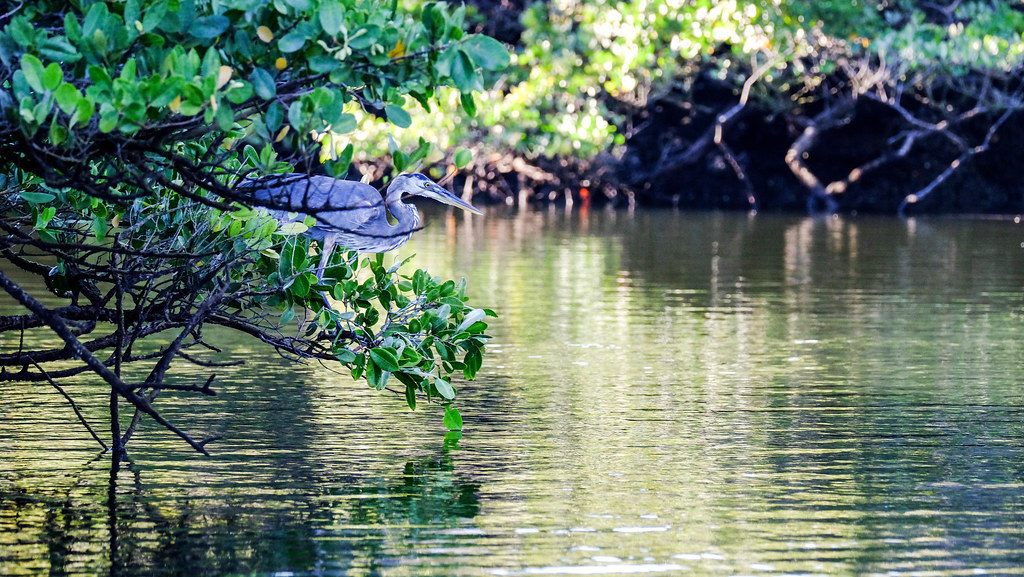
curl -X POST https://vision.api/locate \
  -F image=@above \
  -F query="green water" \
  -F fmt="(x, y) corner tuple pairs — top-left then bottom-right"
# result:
(2, 211), (1024, 576)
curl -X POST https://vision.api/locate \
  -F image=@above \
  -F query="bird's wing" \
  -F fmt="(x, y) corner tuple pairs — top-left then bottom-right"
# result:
(309, 176), (388, 238)
(239, 174), (387, 236)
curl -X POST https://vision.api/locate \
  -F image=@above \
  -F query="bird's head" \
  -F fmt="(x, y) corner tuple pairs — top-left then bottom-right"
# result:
(386, 173), (483, 215)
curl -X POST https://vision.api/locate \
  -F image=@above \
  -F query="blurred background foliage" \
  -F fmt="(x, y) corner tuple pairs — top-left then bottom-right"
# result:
(351, 0), (1024, 213)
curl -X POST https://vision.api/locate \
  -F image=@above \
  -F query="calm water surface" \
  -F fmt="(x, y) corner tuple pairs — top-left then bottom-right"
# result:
(2, 210), (1024, 576)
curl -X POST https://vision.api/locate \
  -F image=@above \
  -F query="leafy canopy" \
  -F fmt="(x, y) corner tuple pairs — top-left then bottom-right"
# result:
(3, 0), (509, 162)
(358, 0), (1024, 161)
(0, 0), (510, 434)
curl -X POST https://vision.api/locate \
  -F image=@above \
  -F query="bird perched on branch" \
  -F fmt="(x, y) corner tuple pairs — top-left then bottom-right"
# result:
(241, 172), (482, 277)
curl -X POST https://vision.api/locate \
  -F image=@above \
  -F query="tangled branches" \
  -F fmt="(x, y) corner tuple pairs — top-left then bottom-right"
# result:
(0, 0), (503, 461)
(0, 164), (491, 459)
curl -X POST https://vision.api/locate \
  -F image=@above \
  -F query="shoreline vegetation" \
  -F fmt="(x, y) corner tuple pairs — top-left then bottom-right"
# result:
(1, 0), (1020, 461)
(0, 0), (501, 457)
(354, 0), (1024, 215)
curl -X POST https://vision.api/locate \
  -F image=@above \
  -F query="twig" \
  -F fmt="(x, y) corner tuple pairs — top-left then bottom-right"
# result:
(29, 359), (108, 451)
(0, 270), (211, 455)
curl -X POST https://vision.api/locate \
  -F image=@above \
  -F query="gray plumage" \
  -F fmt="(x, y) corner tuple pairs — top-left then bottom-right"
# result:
(239, 172), (482, 276)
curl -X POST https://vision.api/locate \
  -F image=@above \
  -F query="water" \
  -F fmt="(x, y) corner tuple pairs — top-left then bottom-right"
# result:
(2, 210), (1024, 576)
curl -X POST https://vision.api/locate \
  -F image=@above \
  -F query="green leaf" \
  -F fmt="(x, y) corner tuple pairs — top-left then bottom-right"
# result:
(19, 103), (37, 126)
(99, 110), (118, 133)
(280, 306), (295, 325)
(278, 30), (307, 53)
(332, 142), (354, 172)
(125, 0), (141, 28)
(42, 63), (63, 91)
(443, 405), (463, 431)
(21, 192), (55, 204)
(454, 148), (472, 169)
(422, 3), (444, 34)
(463, 347), (482, 379)
(434, 377), (455, 400)
(20, 54), (46, 93)
(290, 273), (311, 297)
(393, 150), (407, 171)
(398, 347), (422, 367)
(73, 97), (94, 126)
(463, 35), (510, 70)
(190, 15), (229, 39)
(142, 2), (168, 33)
(405, 382), (417, 410)
(369, 347), (401, 372)
(464, 321), (488, 334)
(89, 27), (107, 52)
(366, 361), (389, 390)
(348, 25), (380, 49)
(334, 113), (357, 134)
(443, 430), (462, 447)
(92, 214), (109, 241)
(39, 37), (81, 63)
(288, 101), (304, 130)
(265, 102), (284, 131)
(279, 237), (307, 278)
(308, 55), (341, 73)
(450, 48), (481, 92)
(335, 348), (357, 363)
(82, 2), (108, 37)
(331, 282), (346, 300)
(215, 103), (234, 131)
(87, 65), (112, 90)
(460, 92), (476, 116)
(319, 0), (345, 35)
(54, 83), (82, 114)
(277, 222), (308, 235)
(48, 118), (67, 145)
(34, 206), (56, 230)
(385, 104), (411, 128)
(251, 68), (276, 100)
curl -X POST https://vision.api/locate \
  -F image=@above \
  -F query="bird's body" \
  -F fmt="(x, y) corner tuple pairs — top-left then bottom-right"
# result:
(247, 174), (420, 252)
(239, 172), (480, 277)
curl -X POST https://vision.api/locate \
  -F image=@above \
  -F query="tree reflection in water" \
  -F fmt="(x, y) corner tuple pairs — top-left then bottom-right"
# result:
(1, 448), (479, 576)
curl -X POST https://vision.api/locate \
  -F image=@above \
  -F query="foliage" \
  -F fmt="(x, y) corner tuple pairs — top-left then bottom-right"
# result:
(2, 0), (507, 150)
(267, 240), (495, 416)
(0, 0), (508, 453)
(350, 0), (1024, 167)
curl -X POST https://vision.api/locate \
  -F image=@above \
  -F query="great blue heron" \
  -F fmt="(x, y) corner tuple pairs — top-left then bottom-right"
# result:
(242, 172), (482, 278)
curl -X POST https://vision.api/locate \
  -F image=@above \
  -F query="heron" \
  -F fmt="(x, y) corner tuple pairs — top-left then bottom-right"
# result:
(242, 172), (482, 278)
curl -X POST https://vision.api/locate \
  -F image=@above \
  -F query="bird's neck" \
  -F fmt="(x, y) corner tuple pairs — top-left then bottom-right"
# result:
(384, 184), (404, 205)
(387, 199), (419, 228)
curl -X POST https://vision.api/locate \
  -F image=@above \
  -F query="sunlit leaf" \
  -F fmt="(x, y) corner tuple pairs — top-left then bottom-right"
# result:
(434, 377), (455, 400)
(462, 35), (510, 70)
(443, 405), (463, 430)
(277, 222), (308, 235)
(454, 148), (472, 169)
(369, 347), (401, 372)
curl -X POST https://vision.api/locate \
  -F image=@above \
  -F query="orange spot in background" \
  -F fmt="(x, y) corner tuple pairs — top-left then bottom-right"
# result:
(578, 187), (591, 219)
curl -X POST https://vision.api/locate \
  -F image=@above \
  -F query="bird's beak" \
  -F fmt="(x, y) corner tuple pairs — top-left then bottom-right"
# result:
(425, 182), (484, 215)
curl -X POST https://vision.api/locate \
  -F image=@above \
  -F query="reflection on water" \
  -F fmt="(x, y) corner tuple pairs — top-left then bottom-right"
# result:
(2, 210), (1024, 576)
